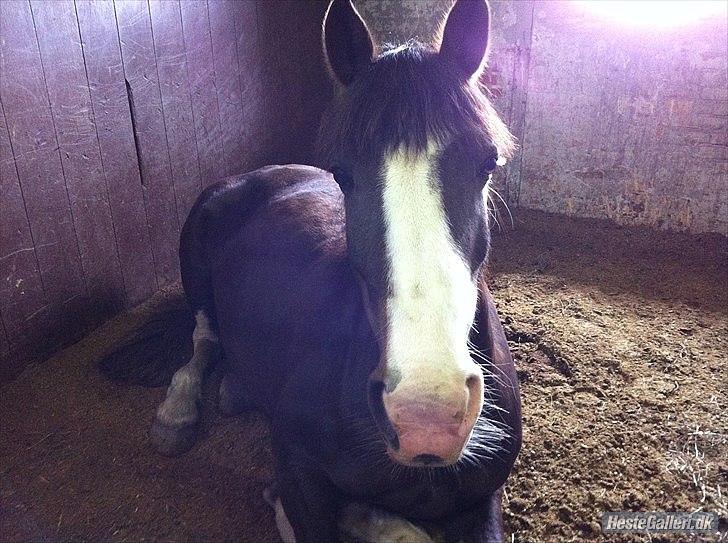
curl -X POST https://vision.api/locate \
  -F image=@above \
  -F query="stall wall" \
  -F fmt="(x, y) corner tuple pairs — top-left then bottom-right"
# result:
(359, 0), (728, 235)
(0, 0), (331, 379)
(520, 1), (727, 235)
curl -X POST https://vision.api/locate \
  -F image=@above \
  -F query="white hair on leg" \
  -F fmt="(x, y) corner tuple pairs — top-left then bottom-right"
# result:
(155, 310), (218, 428)
(263, 485), (297, 543)
(262, 485), (433, 543)
(339, 502), (434, 543)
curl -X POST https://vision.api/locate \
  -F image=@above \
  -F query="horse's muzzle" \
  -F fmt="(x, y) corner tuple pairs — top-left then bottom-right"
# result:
(368, 370), (484, 467)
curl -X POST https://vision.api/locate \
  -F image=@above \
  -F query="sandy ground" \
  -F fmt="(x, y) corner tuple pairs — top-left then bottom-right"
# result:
(1, 209), (726, 543)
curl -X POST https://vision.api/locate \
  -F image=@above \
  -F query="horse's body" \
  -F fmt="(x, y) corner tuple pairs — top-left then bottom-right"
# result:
(190, 163), (518, 508)
(105, 1), (523, 541)
(146, 163), (521, 541)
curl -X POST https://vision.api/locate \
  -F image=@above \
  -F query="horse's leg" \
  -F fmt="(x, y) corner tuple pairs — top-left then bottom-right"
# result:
(150, 309), (220, 455)
(438, 489), (504, 543)
(338, 502), (435, 543)
(218, 370), (252, 416)
(263, 484), (297, 543)
(263, 483), (434, 543)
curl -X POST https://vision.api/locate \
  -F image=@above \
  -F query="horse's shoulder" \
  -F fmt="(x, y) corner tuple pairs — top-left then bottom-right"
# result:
(196, 164), (334, 218)
(182, 164), (339, 250)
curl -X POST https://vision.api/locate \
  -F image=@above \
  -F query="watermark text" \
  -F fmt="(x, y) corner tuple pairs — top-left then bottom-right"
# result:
(601, 512), (717, 533)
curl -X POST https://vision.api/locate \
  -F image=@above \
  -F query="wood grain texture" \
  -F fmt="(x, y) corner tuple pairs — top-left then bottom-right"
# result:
(0, 314), (8, 357)
(234, 0), (266, 171)
(0, 97), (58, 379)
(32, 0), (125, 322)
(180, 0), (226, 186)
(1, 0), (335, 379)
(255, 0), (331, 165)
(491, 1), (535, 206)
(149, 0), (202, 226)
(76, 0), (157, 306)
(0, 95), (46, 343)
(115, 0), (181, 286)
(0, 0), (95, 378)
(0, 0), (86, 309)
(252, 1), (289, 164)
(208, 0), (246, 177)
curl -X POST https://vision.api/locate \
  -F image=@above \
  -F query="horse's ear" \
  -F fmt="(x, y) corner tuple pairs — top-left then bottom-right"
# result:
(438, 0), (490, 80)
(323, 0), (374, 86)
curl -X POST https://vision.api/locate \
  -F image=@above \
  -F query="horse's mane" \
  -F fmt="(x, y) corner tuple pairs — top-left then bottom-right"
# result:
(317, 41), (515, 164)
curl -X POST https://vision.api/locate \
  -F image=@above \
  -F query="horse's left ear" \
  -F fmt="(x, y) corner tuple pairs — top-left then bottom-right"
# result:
(323, 0), (375, 86)
(438, 0), (490, 80)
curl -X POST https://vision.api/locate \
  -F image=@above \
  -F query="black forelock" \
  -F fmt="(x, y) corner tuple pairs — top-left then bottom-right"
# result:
(317, 41), (514, 164)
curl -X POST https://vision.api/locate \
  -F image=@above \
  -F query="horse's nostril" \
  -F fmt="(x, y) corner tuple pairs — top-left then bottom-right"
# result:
(412, 454), (444, 466)
(367, 380), (399, 450)
(465, 372), (484, 422)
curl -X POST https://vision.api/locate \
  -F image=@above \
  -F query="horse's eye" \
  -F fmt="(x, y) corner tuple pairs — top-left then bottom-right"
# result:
(480, 156), (499, 176)
(331, 167), (354, 192)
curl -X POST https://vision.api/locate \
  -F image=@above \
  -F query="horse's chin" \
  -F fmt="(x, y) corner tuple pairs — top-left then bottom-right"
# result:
(384, 445), (462, 468)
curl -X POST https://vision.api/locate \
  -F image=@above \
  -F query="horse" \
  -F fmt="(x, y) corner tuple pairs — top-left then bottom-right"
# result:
(101, 0), (522, 541)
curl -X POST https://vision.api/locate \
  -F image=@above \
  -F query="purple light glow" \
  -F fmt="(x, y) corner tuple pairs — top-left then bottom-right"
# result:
(573, 0), (727, 27)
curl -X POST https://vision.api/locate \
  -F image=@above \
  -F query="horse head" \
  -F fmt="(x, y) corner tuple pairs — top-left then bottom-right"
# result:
(320, 0), (515, 467)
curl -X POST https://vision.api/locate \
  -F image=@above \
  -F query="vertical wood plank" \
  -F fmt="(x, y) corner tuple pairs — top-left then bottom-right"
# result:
(0, 312), (14, 382)
(31, 0), (125, 321)
(0, 0), (86, 310)
(2, 290), (91, 381)
(0, 313), (9, 357)
(180, 0), (225, 186)
(149, 0), (202, 225)
(0, 94), (46, 344)
(76, 0), (157, 306)
(272, 0), (319, 150)
(1, 96), (71, 375)
(253, 1), (288, 163)
(114, 0), (181, 286)
(234, 0), (266, 170)
(254, 0), (331, 165)
(0, 0), (343, 376)
(208, 0), (246, 176)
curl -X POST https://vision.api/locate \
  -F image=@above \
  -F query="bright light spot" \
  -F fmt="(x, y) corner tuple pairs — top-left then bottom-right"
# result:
(573, 0), (727, 27)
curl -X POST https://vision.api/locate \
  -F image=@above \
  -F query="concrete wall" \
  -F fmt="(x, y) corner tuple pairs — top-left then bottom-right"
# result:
(522, 2), (727, 235)
(356, 0), (728, 235)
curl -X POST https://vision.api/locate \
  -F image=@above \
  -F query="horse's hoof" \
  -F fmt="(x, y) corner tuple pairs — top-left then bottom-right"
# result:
(150, 419), (199, 456)
(218, 374), (251, 416)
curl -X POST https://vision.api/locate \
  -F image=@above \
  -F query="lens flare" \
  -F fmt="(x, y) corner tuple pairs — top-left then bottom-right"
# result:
(573, 0), (727, 27)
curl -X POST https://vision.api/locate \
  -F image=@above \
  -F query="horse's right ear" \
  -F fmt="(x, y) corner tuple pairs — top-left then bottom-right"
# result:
(438, 0), (491, 80)
(323, 0), (374, 86)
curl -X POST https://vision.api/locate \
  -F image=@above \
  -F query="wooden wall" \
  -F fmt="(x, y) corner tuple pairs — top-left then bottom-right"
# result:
(0, 0), (331, 381)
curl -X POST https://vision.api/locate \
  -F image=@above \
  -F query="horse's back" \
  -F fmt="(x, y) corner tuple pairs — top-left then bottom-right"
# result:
(181, 164), (358, 411)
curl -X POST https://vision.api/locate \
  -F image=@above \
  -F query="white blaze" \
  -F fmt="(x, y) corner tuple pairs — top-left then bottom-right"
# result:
(381, 144), (478, 385)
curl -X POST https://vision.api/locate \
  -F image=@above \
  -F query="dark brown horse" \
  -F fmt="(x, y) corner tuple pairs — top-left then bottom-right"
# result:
(102, 1), (522, 541)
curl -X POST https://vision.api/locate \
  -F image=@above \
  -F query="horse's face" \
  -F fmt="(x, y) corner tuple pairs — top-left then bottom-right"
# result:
(321, 0), (513, 467)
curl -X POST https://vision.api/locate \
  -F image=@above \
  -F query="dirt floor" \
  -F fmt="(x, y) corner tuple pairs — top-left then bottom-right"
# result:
(1, 209), (726, 543)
